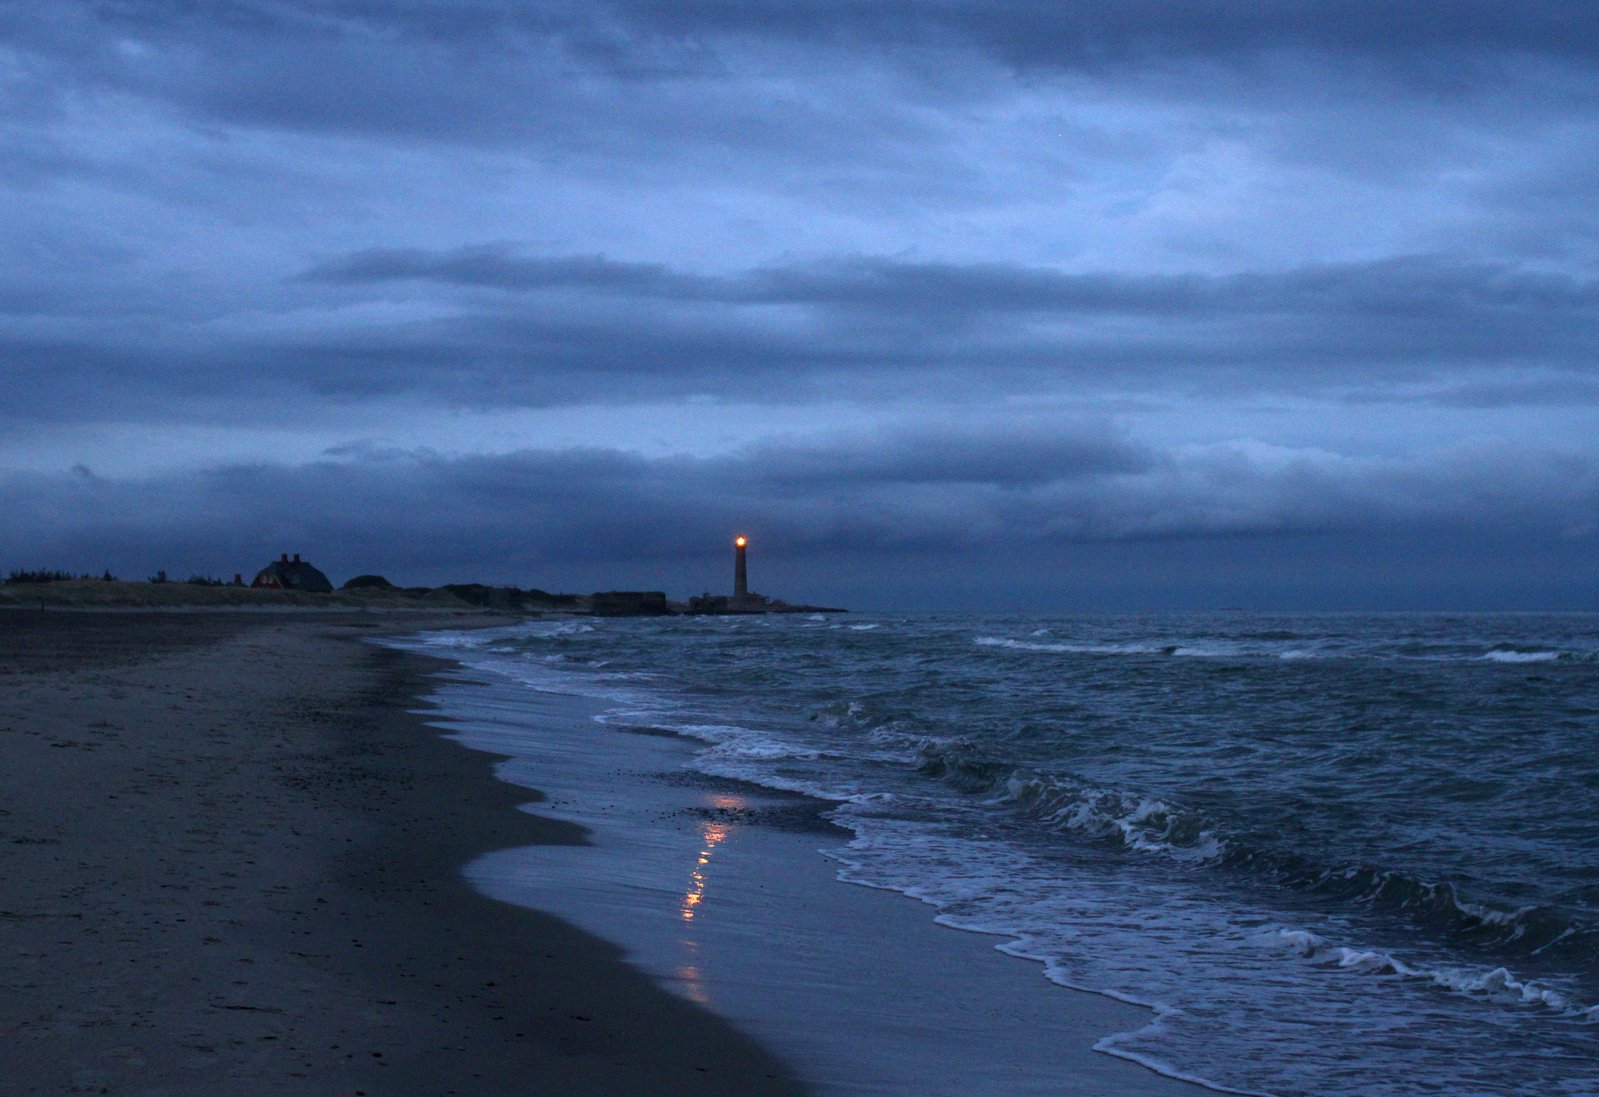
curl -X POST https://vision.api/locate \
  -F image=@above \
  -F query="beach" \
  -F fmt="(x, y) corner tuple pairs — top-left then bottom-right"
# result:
(0, 607), (1213, 1096)
(0, 609), (809, 1096)
(17, 607), (1582, 1096)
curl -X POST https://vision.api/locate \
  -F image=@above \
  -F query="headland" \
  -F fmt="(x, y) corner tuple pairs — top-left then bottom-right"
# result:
(1, 534), (844, 616)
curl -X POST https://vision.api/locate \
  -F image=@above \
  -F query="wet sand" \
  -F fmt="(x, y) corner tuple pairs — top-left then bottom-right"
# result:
(425, 670), (1206, 1097)
(0, 610), (809, 1096)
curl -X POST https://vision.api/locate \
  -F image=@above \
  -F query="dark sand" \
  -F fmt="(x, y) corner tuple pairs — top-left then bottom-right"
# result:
(0, 610), (809, 1096)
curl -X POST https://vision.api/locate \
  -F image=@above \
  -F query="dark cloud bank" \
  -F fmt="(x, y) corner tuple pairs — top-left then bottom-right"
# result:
(8, 249), (1599, 425)
(8, 427), (1595, 610)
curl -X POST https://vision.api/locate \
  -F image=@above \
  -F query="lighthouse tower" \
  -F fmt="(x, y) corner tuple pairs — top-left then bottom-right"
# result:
(733, 536), (748, 599)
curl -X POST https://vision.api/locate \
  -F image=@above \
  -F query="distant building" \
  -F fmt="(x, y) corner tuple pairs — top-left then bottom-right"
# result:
(728, 534), (769, 610)
(590, 590), (670, 616)
(685, 533), (846, 615)
(251, 553), (333, 593)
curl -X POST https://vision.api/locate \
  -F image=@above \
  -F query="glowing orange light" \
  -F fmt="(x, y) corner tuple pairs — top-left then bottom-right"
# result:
(735, 536), (747, 547)
(679, 819), (731, 924)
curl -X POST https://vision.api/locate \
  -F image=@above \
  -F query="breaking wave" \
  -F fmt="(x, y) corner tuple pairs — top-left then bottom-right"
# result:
(975, 636), (1213, 658)
(914, 741), (1596, 963)
(976, 634), (1599, 665)
(1256, 928), (1593, 1017)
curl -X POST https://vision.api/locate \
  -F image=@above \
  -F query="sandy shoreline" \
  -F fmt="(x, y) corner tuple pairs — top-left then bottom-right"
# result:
(420, 662), (1204, 1097)
(0, 610), (809, 1096)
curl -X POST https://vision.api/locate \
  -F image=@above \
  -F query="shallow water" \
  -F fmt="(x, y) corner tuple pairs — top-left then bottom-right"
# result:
(401, 612), (1599, 1096)
(418, 676), (1180, 1096)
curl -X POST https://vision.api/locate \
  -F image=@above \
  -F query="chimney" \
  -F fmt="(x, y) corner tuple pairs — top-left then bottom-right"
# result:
(280, 553), (289, 564)
(292, 553), (301, 564)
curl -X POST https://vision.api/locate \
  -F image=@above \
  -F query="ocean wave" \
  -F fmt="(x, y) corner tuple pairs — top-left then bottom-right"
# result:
(1402, 644), (1597, 665)
(477, 623), (600, 653)
(406, 629), (495, 650)
(918, 743), (1226, 864)
(976, 634), (1599, 666)
(1255, 928), (1593, 1016)
(975, 636), (1191, 657)
(1290, 863), (1597, 958)
(1482, 648), (1560, 663)
(914, 741), (1596, 961)
(657, 720), (894, 771)
(806, 698), (935, 748)
(973, 634), (1312, 660)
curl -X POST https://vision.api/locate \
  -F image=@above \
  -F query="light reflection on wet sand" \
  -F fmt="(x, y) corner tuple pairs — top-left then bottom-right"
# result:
(448, 680), (1186, 1097)
(675, 796), (739, 1003)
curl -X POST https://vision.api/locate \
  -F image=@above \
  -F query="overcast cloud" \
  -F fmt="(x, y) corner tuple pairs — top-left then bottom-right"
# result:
(2, 1), (1597, 608)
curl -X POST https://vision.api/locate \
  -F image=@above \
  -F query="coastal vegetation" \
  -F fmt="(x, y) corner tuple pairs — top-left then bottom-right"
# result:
(5, 568), (115, 584)
(0, 571), (640, 614)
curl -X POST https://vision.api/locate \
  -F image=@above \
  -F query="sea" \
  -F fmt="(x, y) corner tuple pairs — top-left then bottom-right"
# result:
(396, 612), (1599, 1096)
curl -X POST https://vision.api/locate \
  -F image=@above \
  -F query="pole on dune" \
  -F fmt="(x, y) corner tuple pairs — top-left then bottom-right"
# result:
(734, 536), (748, 600)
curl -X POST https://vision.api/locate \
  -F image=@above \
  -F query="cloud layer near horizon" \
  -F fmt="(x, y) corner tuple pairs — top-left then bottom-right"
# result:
(3, 1), (1597, 607)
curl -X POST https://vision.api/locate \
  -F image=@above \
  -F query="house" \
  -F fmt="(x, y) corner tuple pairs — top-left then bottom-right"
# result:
(251, 553), (334, 593)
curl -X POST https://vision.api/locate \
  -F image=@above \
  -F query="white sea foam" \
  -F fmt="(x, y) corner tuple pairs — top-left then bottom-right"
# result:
(974, 635), (1247, 659)
(1482, 649), (1560, 663)
(998, 774), (1228, 865)
(674, 722), (820, 759)
(975, 636), (1169, 656)
(976, 632), (1597, 667)
(1252, 928), (1591, 1016)
(403, 629), (496, 650)
(1450, 897), (1539, 930)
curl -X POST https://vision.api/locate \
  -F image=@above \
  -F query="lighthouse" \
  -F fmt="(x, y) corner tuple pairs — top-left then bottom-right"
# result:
(685, 532), (840, 614)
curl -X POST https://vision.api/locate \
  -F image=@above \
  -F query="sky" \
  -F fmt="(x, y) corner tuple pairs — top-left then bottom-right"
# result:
(3, 1), (1598, 611)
